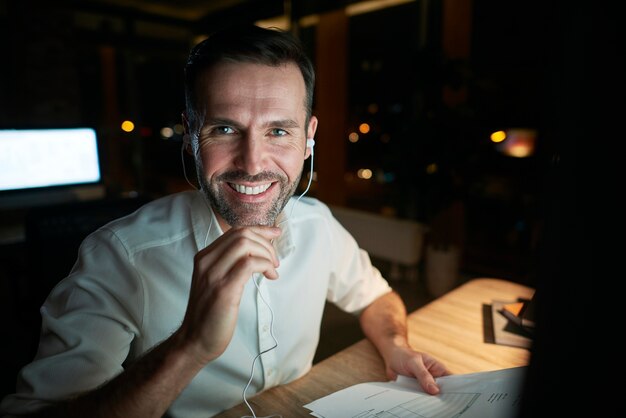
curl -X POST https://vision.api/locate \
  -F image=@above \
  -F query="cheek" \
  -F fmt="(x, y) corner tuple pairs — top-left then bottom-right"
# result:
(199, 148), (230, 177)
(277, 153), (306, 181)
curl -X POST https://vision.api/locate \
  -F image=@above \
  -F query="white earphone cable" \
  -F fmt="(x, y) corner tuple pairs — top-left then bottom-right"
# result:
(286, 140), (315, 222)
(240, 274), (282, 418)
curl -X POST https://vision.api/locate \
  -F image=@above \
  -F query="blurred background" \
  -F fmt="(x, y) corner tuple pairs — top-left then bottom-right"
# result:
(1, 0), (554, 280)
(1, 0), (611, 408)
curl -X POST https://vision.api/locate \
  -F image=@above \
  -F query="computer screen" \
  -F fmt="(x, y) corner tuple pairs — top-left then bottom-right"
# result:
(0, 127), (104, 209)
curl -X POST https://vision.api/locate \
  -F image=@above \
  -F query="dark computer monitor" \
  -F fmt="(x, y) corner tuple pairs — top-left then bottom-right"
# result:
(0, 127), (105, 210)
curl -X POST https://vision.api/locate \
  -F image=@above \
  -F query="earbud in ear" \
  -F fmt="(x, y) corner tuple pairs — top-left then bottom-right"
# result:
(306, 138), (315, 148)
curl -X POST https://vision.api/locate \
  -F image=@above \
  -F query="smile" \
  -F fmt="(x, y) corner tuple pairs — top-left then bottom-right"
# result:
(229, 182), (272, 195)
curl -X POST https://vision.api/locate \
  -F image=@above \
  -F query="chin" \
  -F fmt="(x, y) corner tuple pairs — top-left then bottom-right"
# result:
(227, 211), (277, 228)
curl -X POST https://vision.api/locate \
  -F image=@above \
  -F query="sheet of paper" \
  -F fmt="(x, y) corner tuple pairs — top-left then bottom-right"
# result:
(304, 366), (527, 418)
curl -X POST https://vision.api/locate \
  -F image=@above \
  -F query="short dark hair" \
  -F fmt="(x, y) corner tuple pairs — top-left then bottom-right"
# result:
(184, 24), (315, 135)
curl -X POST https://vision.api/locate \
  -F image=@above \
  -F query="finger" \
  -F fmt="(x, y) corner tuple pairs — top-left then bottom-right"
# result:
(238, 226), (281, 266)
(207, 226), (280, 259)
(228, 255), (280, 282)
(195, 227), (279, 277)
(430, 362), (452, 377)
(200, 226), (281, 268)
(408, 359), (441, 395)
(422, 354), (452, 377)
(200, 237), (280, 284)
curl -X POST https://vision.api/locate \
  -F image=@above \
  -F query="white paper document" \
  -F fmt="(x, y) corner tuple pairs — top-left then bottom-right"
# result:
(304, 366), (527, 418)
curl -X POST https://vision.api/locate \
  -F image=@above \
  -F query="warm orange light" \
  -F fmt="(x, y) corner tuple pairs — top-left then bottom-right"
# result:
(497, 128), (537, 158)
(121, 120), (135, 132)
(359, 123), (370, 134)
(160, 127), (174, 138)
(357, 168), (373, 179)
(348, 132), (359, 143)
(490, 130), (506, 143)
(507, 143), (533, 158)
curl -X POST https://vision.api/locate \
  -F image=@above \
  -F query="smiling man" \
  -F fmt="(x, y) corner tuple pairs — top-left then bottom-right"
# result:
(1, 25), (449, 418)
(192, 59), (313, 228)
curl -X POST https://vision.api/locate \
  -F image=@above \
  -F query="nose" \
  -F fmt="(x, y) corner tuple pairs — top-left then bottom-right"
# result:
(234, 134), (264, 175)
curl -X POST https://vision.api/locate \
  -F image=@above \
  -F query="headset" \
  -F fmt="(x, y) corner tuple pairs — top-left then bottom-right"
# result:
(294, 138), (315, 205)
(300, 138), (315, 193)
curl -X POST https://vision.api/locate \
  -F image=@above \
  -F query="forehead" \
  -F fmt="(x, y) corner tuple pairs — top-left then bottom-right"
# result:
(199, 61), (307, 119)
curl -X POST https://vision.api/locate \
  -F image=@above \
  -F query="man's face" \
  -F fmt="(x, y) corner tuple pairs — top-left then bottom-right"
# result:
(193, 61), (317, 230)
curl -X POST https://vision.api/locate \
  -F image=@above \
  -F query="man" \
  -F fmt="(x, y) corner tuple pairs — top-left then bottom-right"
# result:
(1, 24), (449, 418)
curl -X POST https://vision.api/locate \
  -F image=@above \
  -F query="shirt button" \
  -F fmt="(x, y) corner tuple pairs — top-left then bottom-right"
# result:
(267, 368), (274, 376)
(262, 324), (269, 332)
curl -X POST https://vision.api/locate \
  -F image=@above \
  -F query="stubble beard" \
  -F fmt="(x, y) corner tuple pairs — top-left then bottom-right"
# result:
(198, 170), (301, 227)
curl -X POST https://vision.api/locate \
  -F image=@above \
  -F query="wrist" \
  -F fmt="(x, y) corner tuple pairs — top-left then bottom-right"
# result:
(169, 326), (219, 369)
(378, 333), (410, 361)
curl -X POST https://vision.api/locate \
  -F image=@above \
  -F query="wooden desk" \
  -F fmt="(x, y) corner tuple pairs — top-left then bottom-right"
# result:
(213, 278), (534, 418)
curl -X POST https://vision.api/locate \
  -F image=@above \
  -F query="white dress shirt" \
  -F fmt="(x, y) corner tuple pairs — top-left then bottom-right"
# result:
(0, 190), (391, 418)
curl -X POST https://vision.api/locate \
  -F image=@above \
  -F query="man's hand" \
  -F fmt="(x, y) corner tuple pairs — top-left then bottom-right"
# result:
(177, 225), (281, 365)
(382, 344), (450, 395)
(359, 291), (451, 396)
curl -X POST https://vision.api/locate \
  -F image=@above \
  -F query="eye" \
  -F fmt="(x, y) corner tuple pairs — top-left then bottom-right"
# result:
(215, 126), (235, 135)
(270, 128), (288, 137)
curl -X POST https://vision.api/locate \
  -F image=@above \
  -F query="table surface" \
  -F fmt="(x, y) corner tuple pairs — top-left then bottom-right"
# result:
(213, 277), (535, 418)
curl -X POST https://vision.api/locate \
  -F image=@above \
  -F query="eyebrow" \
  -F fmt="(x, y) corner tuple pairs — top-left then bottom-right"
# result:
(203, 117), (243, 129)
(266, 119), (300, 129)
(203, 118), (300, 130)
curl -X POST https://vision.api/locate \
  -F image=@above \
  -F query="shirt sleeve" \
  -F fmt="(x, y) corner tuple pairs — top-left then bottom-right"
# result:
(0, 227), (144, 415)
(324, 209), (392, 316)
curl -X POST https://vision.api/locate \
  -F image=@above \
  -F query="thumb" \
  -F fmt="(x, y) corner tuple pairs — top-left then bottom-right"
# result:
(386, 366), (398, 381)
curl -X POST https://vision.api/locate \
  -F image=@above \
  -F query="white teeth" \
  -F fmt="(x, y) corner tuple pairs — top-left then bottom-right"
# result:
(231, 183), (271, 195)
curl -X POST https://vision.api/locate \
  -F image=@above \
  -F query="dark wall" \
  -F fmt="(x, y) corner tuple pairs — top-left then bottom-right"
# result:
(519, 2), (623, 416)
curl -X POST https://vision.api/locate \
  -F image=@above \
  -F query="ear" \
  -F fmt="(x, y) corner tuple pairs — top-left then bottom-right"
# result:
(305, 116), (318, 159)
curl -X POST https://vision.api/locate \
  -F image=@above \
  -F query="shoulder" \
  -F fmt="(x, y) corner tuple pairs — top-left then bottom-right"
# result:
(108, 190), (197, 228)
(287, 196), (334, 218)
(92, 190), (203, 250)
(286, 197), (353, 243)
(285, 196), (342, 232)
